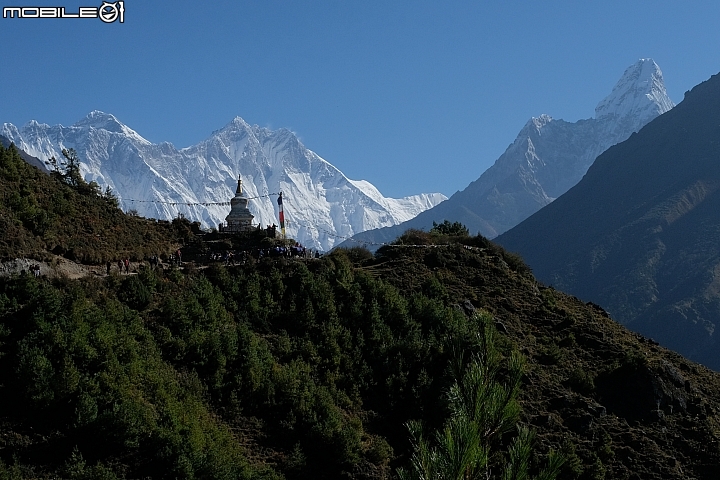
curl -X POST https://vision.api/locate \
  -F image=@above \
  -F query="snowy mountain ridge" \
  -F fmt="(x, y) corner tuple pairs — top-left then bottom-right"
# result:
(595, 58), (674, 121)
(338, 58), (674, 248)
(1, 114), (446, 251)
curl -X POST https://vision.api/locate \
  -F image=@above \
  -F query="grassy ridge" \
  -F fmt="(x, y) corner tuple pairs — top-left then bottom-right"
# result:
(0, 143), (193, 263)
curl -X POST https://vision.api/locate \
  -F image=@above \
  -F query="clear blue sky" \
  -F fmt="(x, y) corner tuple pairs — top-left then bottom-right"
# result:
(1, 1), (719, 198)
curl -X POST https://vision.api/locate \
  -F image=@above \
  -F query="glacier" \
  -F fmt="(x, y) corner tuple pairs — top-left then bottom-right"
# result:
(1, 113), (446, 251)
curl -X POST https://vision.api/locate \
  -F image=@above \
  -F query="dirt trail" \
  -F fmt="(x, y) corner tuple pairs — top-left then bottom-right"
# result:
(1, 256), (122, 279)
(0, 256), (197, 280)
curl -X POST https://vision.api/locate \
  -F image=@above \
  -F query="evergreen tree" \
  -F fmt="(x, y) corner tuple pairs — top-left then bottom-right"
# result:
(397, 314), (564, 480)
(60, 148), (83, 187)
(430, 220), (470, 237)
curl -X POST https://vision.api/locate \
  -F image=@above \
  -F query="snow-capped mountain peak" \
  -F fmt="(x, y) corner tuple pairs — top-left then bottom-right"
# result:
(530, 114), (553, 132)
(213, 116), (252, 136)
(595, 58), (674, 122)
(74, 110), (151, 145)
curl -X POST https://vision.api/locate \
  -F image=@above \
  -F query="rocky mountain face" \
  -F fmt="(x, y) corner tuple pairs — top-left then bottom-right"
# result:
(496, 70), (720, 370)
(0, 114), (445, 251)
(339, 59), (674, 249)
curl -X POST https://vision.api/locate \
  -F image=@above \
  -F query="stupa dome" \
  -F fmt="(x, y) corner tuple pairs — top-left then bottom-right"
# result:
(224, 175), (254, 232)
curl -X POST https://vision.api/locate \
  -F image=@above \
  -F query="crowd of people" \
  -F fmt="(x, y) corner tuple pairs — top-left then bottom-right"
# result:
(257, 242), (324, 259)
(209, 250), (251, 266)
(96, 244), (321, 277)
(208, 242), (320, 265)
(106, 250), (182, 276)
(29, 264), (41, 278)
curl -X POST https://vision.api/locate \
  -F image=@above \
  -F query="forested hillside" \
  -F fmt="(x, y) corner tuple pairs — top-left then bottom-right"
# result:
(0, 143), (193, 263)
(2, 143), (720, 479)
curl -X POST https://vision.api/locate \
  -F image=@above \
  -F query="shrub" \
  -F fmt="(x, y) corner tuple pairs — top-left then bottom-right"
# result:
(503, 250), (532, 274)
(429, 220), (469, 237)
(540, 342), (564, 365)
(118, 275), (152, 311)
(568, 367), (595, 395)
(343, 246), (374, 264)
(365, 435), (394, 465)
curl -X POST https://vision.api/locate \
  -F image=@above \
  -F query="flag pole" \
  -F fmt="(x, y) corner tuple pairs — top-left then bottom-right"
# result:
(277, 191), (286, 239)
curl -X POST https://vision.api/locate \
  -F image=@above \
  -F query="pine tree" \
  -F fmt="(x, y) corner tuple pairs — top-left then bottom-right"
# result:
(397, 313), (565, 480)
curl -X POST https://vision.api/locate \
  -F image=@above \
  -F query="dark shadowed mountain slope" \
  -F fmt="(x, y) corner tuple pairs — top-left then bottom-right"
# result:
(338, 59), (673, 249)
(0, 134), (49, 173)
(496, 71), (720, 370)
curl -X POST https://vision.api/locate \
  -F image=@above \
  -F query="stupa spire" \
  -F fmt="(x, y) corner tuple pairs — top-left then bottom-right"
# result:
(223, 173), (254, 232)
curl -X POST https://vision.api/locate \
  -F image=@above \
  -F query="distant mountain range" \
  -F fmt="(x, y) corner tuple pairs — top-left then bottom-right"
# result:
(338, 59), (674, 249)
(1, 114), (446, 251)
(496, 70), (720, 370)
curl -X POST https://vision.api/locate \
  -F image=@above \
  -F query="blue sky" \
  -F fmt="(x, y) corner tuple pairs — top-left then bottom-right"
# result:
(1, 1), (720, 198)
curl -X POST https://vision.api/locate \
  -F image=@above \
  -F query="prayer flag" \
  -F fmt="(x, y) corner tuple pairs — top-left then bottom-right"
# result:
(277, 192), (286, 238)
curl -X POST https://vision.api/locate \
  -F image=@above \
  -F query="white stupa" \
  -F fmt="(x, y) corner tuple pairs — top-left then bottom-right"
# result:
(223, 175), (254, 232)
